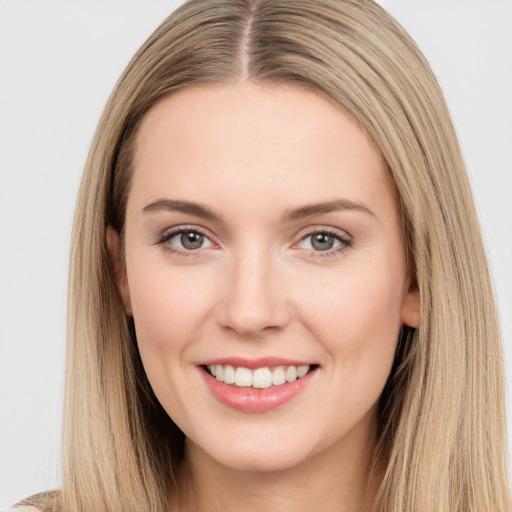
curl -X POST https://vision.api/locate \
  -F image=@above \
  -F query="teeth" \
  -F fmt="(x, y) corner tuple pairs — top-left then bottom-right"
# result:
(235, 367), (253, 387)
(285, 366), (297, 382)
(223, 364), (235, 384)
(297, 365), (309, 378)
(206, 364), (311, 388)
(253, 367), (272, 388)
(272, 366), (286, 386)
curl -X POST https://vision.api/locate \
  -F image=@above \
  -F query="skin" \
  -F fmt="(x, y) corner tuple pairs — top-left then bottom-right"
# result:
(109, 82), (420, 512)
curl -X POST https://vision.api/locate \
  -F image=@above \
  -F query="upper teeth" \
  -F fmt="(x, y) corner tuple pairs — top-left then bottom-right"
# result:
(207, 364), (310, 388)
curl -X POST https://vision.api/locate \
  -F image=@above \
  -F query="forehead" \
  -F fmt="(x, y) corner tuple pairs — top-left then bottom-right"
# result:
(129, 82), (394, 219)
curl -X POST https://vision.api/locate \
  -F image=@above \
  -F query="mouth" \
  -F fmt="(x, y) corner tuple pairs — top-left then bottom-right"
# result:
(199, 360), (319, 413)
(202, 363), (318, 389)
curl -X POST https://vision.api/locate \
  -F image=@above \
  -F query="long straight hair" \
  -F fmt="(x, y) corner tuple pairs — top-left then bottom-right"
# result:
(56, 1), (511, 511)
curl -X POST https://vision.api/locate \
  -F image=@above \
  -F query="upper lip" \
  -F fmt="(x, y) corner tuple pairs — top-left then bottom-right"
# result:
(199, 357), (315, 369)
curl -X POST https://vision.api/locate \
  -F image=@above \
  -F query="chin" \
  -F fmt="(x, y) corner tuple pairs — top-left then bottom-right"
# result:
(187, 429), (320, 474)
(214, 450), (310, 473)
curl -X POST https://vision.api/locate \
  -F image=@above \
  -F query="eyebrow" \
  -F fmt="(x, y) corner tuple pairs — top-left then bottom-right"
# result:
(143, 199), (221, 221)
(281, 199), (375, 222)
(142, 198), (375, 222)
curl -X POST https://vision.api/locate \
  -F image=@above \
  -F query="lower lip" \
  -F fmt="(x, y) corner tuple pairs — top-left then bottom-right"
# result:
(200, 367), (316, 413)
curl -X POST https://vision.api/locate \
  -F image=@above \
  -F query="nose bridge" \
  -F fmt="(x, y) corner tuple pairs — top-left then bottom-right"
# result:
(217, 239), (290, 335)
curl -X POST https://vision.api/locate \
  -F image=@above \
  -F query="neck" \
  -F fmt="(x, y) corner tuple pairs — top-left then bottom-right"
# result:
(177, 415), (379, 512)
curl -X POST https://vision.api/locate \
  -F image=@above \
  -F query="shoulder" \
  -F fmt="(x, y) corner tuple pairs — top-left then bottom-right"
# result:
(7, 507), (41, 512)
(7, 491), (59, 512)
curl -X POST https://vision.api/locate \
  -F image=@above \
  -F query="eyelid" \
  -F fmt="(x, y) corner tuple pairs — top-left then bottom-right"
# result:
(294, 225), (352, 243)
(155, 224), (352, 258)
(156, 225), (218, 254)
(292, 226), (353, 256)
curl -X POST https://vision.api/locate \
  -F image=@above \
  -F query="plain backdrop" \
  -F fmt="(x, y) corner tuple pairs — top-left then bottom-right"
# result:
(1, 0), (511, 507)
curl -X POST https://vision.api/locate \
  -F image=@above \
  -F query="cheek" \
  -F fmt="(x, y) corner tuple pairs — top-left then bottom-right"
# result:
(125, 263), (219, 424)
(295, 266), (404, 382)
(301, 268), (403, 337)
(126, 262), (216, 355)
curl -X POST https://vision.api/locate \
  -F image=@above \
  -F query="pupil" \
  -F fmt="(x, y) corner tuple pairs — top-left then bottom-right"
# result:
(312, 233), (334, 251)
(181, 231), (203, 250)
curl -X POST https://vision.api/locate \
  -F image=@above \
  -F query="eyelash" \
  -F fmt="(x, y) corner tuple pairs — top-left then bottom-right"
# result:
(156, 226), (213, 258)
(156, 227), (352, 258)
(296, 228), (352, 258)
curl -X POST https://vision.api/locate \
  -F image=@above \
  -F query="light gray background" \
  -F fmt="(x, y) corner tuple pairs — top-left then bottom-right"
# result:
(1, 0), (511, 507)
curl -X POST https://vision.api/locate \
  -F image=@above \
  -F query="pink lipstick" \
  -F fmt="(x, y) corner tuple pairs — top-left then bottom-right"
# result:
(199, 358), (318, 413)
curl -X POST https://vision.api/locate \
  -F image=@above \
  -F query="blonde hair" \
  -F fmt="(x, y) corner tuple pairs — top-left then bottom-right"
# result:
(56, 0), (512, 511)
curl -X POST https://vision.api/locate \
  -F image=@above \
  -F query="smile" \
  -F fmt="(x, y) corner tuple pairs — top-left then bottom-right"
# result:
(200, 359), (318, 413)
(207, 364), (310, 389)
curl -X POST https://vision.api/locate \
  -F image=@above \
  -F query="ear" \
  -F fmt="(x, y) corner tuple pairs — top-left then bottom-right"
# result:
(106, 226), (133, 316)
(400, 275), (420, 328)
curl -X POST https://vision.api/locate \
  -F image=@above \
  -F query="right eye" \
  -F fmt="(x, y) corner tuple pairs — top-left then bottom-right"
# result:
(158, 228), (214, 254)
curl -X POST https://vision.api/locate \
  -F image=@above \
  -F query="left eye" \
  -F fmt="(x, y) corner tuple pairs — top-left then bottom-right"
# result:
(167, 230), (213, 250)
(298, 232), (347, 252)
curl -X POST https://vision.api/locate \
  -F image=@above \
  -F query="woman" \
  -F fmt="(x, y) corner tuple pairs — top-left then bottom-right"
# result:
(13, 0), (511, 511)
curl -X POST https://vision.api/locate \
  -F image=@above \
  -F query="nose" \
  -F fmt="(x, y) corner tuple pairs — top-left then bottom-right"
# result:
(215, 245), (292, 336)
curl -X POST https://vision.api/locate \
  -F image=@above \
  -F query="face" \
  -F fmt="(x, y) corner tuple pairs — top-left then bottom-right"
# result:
(112, 83), (419, 473)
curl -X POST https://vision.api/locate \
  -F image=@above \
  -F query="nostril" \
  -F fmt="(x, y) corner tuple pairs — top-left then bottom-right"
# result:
(216, 301), (292, 336)
(214, 269), (292, 335)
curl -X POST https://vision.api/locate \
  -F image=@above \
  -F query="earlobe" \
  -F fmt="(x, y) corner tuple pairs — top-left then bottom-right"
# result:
(401, 277), (420, 328)
(106, 226), (133, 316)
